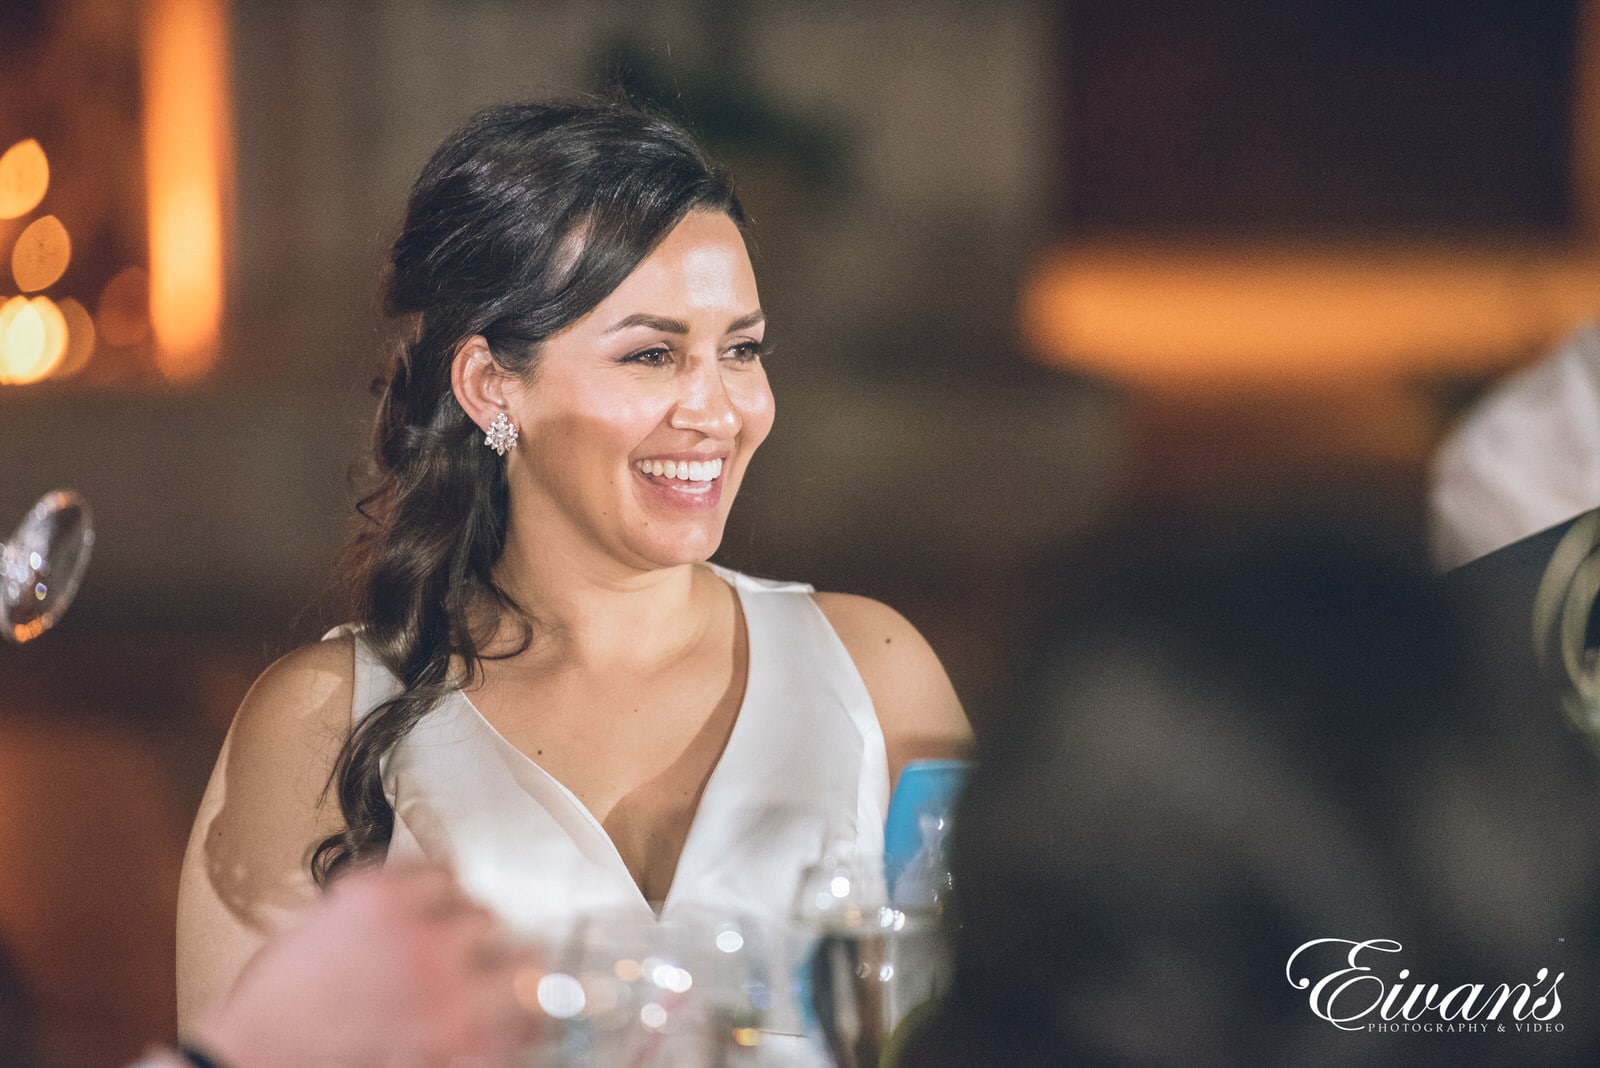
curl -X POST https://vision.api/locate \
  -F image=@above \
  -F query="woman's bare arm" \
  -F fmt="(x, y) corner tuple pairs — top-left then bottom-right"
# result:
(814, 593), (973, 786)
(175, 636), (354, 1031)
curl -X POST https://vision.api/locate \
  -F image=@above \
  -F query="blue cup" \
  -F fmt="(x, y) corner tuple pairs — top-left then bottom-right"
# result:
(883, 759), (972, 899)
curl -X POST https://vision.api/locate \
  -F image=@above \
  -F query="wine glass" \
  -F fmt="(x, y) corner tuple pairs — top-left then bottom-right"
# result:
(555, 908), (792, 1067)
(2, 489), (94, 643)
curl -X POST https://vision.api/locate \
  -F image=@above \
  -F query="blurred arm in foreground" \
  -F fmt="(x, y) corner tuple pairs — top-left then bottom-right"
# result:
(147, 863), (537, 1068)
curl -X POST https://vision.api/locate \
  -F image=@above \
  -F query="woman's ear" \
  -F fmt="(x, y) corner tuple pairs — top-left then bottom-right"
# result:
(450, 335), (509, 432)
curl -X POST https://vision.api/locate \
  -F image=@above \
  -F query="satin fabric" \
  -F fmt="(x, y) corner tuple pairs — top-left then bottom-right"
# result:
(344, 565), (890, 946)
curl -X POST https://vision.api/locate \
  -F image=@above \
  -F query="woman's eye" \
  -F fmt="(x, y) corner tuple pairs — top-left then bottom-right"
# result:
(622, 347), (672, 367)
(727, 341), (768, 363)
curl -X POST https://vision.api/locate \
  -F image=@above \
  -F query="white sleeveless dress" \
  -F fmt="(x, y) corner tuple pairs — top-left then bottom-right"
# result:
(345, 565), (890, 946)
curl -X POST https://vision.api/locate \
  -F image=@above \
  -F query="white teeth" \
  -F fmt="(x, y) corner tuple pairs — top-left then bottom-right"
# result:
(636, 457), (722, 482)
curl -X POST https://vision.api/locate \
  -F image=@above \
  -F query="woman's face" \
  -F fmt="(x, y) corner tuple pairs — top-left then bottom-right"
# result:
(500, 210), (774, 575)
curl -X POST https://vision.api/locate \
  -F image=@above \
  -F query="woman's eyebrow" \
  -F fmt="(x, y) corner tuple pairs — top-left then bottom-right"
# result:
(603, 309), (766, 335)
(605, 313), (690, 334)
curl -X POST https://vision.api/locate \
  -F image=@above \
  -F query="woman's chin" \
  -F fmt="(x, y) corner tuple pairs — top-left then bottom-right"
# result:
(623, 523), (730, 571)
(623, 480), (740, 567)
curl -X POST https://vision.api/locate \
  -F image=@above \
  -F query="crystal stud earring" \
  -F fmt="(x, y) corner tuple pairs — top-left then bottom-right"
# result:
(484, 411), (518, 456)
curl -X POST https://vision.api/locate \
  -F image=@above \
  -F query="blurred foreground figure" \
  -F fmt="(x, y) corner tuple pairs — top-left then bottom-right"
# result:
(1431, 322), (1600, 570)
(904, 503), (1600, 1067)
(146, 864), (536, 1068)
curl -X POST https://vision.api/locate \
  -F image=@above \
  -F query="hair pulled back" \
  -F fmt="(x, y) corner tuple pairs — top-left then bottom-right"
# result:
(311, 98), (743, 885)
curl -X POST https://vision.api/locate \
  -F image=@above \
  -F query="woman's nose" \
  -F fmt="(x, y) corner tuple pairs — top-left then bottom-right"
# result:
(669, 361), (741, 436)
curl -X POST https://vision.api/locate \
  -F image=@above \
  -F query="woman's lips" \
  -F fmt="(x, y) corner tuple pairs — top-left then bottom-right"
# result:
(632, 456), (726, 510)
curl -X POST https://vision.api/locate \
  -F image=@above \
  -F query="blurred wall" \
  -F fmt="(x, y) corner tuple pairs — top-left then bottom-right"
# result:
(6, 0), (1117, 635)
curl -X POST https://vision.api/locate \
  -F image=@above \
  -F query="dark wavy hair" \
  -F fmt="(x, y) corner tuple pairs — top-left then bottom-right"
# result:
(310, 98), (744, 885)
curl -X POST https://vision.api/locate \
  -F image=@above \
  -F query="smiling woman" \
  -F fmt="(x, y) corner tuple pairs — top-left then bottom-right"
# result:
(173, 98), (970, 1050)
(453, 210), (774, 574)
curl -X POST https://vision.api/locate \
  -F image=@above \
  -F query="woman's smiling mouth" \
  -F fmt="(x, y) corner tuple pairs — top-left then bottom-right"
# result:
(631, 456), (728, 510)
(634, 457), (724, 483)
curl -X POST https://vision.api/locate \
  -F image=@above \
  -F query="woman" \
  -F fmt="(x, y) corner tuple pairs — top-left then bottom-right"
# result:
(176, 99), (970, 1030)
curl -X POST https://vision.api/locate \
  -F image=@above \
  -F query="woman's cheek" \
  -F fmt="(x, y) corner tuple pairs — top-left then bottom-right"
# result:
(737, 378), (776, 446)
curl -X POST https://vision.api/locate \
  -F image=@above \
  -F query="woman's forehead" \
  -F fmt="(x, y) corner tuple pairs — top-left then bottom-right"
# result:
(586, 212), (759, 324)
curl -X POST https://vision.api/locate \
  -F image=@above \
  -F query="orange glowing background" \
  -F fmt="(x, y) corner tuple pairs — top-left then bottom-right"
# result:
(141, 0), (231, 382)
(1021, 244), (1600, 389)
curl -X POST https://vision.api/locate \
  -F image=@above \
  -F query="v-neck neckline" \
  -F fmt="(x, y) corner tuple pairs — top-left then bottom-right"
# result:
(450, 566), (757, 916)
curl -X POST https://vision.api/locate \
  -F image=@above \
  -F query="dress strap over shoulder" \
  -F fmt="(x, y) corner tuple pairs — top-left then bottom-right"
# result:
(320, 625), (402, 725)
(705, 563), (815, 596)
(321, 626), (411, 821)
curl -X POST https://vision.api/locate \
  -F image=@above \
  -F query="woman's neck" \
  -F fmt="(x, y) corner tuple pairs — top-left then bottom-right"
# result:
(486, 538), (718, 673)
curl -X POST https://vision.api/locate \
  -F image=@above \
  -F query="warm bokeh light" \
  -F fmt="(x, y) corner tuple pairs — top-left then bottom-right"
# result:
(54, 297), (97, 378)
(12, 213), (72, 292)
(1022, 243), (1600, 389)
(96, 265), (152, 348)
(8, 617), (49, 644)
(0, 295), (69, 384)
(0, 296), (42, 380)
(142, 0), (231, 381)
(0, 139), (49, 220)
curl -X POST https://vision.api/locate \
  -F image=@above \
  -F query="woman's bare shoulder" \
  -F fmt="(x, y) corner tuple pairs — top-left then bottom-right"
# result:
(812, 592), (972, 778)
(209, 636), (357, 839)
(811, 592), (924, 654)
(257, 633), (356, 691)
(178, 634), (356, 1027)
(208, 634), (357, 830)
(232, 635), (356, 740)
